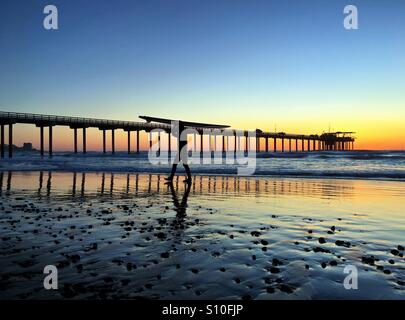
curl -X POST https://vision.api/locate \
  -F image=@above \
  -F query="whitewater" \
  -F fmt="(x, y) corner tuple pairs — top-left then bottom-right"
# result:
(0, 150), (405, 181)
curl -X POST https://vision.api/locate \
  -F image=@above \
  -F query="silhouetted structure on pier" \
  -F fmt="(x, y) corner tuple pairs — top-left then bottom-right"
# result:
(0, 111), (355, 158)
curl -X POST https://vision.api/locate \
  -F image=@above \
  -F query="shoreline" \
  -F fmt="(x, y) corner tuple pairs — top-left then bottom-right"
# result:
(1, 169), (405, 183)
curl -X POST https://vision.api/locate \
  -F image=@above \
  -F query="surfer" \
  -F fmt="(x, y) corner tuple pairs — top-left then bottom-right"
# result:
(165, 120), (192, 183)
(139, 116), (229, 184)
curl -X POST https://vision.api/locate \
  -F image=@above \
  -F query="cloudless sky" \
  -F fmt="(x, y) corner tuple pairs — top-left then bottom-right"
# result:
(0, 0), (404, 150)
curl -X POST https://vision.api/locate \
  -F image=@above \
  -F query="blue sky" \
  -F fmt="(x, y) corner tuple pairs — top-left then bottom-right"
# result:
(0, 0), (404, 148)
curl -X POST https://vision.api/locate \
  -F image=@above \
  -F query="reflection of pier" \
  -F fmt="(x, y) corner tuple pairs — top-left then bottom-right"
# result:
(0, 172), (355, 199)
(0, 172), (12, 194)
(0, 111), (355, 158)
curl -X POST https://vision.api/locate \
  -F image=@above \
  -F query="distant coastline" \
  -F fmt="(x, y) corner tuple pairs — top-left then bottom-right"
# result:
(2, 142), (37, 152)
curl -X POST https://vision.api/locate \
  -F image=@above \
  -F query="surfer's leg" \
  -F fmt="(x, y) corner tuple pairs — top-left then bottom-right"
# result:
(183, 164), (192, 183)
(165, 164), (178, 181)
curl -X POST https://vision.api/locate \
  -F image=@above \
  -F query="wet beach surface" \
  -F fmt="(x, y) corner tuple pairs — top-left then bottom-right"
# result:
(0, 172), (404, 299)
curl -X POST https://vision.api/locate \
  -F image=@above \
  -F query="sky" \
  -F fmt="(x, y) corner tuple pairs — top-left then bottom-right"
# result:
(0, 0), (404, 151)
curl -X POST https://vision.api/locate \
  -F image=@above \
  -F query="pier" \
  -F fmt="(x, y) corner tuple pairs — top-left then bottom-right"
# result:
(0, 111), (355, 158)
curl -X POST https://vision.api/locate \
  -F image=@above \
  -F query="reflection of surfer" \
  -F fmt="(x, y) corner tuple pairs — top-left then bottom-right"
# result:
(165, 121), (192, 183)
(168, 179), (191, 218)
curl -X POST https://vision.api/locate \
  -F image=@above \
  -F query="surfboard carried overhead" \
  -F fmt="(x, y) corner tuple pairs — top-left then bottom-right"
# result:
(139, 116), (230, 129)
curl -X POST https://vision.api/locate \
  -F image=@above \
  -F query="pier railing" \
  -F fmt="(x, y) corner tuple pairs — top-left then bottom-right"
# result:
(0, 111), (168, 130)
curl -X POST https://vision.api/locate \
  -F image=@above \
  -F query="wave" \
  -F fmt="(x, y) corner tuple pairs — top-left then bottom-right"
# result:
(347, 155), (405, 160)
(1, 151), (404, 181)
(1, 164), (405, 181)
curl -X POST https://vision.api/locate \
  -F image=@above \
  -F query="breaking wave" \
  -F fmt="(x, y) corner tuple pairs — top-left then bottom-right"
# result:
(0, 150), (404, 181)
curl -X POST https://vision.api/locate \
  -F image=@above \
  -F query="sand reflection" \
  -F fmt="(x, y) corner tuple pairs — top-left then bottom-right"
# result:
(1, 171), (360, 200)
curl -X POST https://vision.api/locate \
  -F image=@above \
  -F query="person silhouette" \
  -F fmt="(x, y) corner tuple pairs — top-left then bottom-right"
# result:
(167, 179), (191, 219)
(165, 120), (192, 183)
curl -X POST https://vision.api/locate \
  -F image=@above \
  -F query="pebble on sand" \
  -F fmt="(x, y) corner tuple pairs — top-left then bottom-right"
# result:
(390, 249), (399, 256)
(250, 231), (261, 237)
(161, 252), (170, 258)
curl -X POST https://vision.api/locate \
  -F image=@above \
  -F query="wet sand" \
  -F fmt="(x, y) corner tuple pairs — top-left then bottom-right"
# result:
(0, 172), (404, 299)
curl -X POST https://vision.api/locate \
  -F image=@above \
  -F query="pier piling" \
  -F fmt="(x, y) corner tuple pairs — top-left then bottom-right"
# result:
(0, 124), (4, 158)
(49, 126), (53, 157)
(136, 130), (140, 153)
(8, 124), (13, 158)
(83, 128), (87, 154)
(112, 129), (115, 154)
(102, 129), (106, 153)
(200, 133), (203, 157)
(40, 126), (44, 157)
(127, 131), (131, 154)
(74, 128), (78, 154)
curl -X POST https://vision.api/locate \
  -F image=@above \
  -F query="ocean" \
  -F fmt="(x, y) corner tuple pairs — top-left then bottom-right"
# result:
(1, 150), (404, 180)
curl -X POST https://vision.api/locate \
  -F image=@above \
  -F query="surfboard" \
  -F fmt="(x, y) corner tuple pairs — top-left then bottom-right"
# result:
(139, 116), (230, 129)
